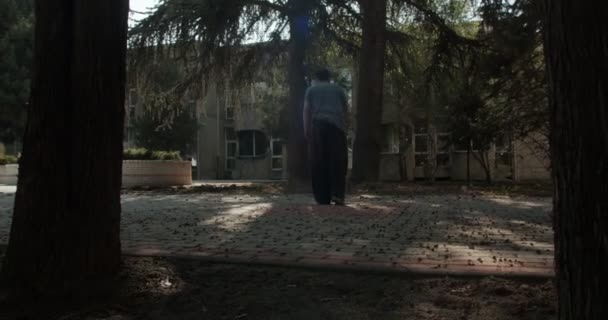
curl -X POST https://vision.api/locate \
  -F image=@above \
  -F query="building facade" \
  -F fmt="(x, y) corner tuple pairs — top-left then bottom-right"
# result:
(125, 67), (550, 182)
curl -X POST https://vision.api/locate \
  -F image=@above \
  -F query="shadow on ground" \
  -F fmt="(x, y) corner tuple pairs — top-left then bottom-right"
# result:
(1, 254), (556, 320)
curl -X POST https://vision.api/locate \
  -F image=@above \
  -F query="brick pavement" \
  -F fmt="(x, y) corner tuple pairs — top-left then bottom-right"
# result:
(0, 186), (554, 277)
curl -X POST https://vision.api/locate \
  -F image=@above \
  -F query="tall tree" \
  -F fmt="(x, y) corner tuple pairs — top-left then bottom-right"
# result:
(543, 1), (608, 318)
(0, 0), (33, 144)
(286, 0), (313, 190)
(1, 0), (129, 294)
(351, 0), (387, 182)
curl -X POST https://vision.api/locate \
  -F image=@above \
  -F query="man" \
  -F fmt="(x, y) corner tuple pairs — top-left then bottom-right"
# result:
(303, 68), (349, 205)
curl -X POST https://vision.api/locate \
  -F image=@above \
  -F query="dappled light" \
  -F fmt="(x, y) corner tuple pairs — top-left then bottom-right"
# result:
(1, 187), (553, 277)
(1, 0), (606, 317)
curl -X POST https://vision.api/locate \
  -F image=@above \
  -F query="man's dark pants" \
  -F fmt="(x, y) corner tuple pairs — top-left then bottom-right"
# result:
(310, 120), (347, 205)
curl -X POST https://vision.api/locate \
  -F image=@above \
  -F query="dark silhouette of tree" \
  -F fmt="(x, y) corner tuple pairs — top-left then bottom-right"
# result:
(543, 0), (608, 318)
(0, 0), (33, 144)
(350, 0), (387, 182)
(1, 0), (129, 295)
(286, 0), (315, 190)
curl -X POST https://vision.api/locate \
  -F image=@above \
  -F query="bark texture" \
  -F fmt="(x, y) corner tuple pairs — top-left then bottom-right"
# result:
(351, 0), (386, 182)
(544, 1), (608, 318)
(286, 0), (312, 190)
(1, 0), (128, 292)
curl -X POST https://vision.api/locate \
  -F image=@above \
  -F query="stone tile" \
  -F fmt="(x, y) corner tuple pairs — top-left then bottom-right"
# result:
(0, 189), (554, 277)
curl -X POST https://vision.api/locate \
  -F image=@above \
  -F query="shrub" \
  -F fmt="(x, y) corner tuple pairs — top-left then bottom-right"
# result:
(123, 148), (150, 160)
(132, 110), (199, 157)
(150, 150), (182, 161)
(123, 148), (182, 161)
(0, 155), (18, 165)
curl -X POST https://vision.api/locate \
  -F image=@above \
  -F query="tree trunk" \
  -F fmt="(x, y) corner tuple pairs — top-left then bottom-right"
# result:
(472, 150), (492, 185)
(1, 0), (128, 294)
(286, 0), (312, 191)
(481, 152), (492, 185)
(351, 0), (386, 183)
(544, 1), (608, 318)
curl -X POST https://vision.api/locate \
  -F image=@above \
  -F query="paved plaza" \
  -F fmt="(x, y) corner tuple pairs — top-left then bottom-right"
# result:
(0, 185), (554, 277)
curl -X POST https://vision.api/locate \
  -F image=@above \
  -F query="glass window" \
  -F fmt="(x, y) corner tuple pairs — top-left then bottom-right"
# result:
(226, 158), (236, 171)
(437, 134), (450, 153)
(226, 127), (237, 141)
(381, 125), (400, 154)
(255, 131), (268, 156)
(225, 127), (237, 171)
(239, 131), (254, 156)
(226, 105), (235, 120)
(495, 135), (511, 152)
(272, 158), (283, 171)
(238, 130), (268, 157)
(272, 140), (283, 156)
(227, 143), (237, 158)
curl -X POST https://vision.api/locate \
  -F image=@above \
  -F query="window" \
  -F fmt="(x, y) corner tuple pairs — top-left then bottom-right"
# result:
(271, 139), (284, 171)
(414, 134), (429, 167)
(238, 130), (268, 158)
(223, 87), (235, 120)
(226, 104), (235, 120)
(225, 128), (237, 170)
(453, 137), (471, 152)
(381, 125), (400, 154)
(454, 137), (484, 152)
(436, 133), (451, 167)
(495, 135), (511, 152)
(495, 135), (513, 167)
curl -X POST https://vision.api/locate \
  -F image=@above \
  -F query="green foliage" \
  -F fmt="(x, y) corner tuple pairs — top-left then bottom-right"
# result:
(444, 0), (547, 143)
(0, 0), (33, 143)
(0, 154), (18, 165)
(123, 148), (182, 161)
(132, 109), (200, 157)
(446, 91), (498, 150)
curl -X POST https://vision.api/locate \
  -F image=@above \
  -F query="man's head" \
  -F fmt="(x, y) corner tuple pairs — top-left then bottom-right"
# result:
(315, 68), (331, 82)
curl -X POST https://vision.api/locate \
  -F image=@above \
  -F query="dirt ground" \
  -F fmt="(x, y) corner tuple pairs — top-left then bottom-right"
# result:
(124, 180), (553, 198)
(0, 182), (556, 319)
(0, 252), (556, 320)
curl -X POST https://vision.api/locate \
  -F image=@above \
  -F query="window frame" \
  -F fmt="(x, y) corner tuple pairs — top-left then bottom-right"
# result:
(237, 130), (268, 159)
(414, 133), (429, 168)
(270, 138), (284, 171)
(381, 124), (400, 155)
(436, 133), (451, 168)
(225, 127), (237, 171)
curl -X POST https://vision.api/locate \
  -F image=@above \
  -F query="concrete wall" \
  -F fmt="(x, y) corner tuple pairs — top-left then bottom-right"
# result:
(195, 81), (283, 181)
(0, 164), (18, 185)
(450, 151), (497, 181)
(514, 132), (551, 181)
(234, 157), (272, 180)
(197, 83), (222, 180)
(122, 161), (192, 187)
(376, 126), (550, 182)
(379, 154), (401, 181)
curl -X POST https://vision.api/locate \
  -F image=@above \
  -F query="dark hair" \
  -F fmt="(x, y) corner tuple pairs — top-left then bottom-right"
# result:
(315, 68), (331, 81)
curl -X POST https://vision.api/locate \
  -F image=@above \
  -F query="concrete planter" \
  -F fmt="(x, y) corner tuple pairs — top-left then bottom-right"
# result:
(0, 164), (18, 185)
(0, 161), (193, 187)
(122, 160), (192, 187)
